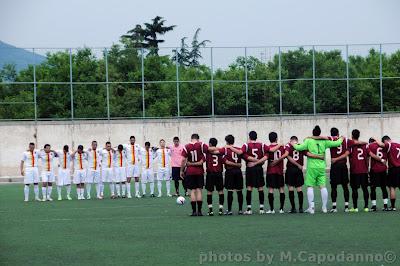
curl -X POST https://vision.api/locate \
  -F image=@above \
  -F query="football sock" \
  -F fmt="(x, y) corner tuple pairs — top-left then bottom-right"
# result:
(96, 183), (101, 197)
(121, 184), (126, 196)
(141, 183), (146, 195)
(157, 181), (162, 195)
(382, 186), (388, 200)
(197, 201), (203, 213)
(383, 198), (388, 208)
(207, 194), (212, 206)
(126, 182), (131, 196)
(86, 183), (91, 197)
(352, 188), (358, 208)
(135, 182), (140, 195)
(343, 185), (350, 203)
(166, 180), (171, 194)
(109, 183), (115, 196)
(289, 190), (295, 209)
(34, 185), (39, 199)
(47, 186), (52, 198)
(280, 192), (285, 210)
(258, 190), (264, 206)
(191, 201), (196, 213)
(57, 186), (62, 198)
(24, 185), (29, 201)
(174, 180), (179, 193)
(237, 191), (243, 211)
(116, 183), (121, 196)
(391, 198), (396, 208)
(331, 186), (337, 203)
(150, 182), (155, 194)
(362, 185), (370, 208)
(307, 187), (314, 209)
(246, 190), (252, 207)
(268, 192), (274, 210)
(297, 191), (303, 209)
(66, 185), (71, 197)
(332, 202), (337, 209)
(218, 193), (224, 207)
(76, 187), (81, 198)
(370, 187), (376, 201)
(227, 191), (233, 211)
(42, 187), (47, 199)
(321, 187), (328, 209)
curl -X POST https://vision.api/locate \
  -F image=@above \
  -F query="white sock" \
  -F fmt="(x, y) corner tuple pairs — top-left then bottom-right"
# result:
(166, 180), (171, 194)
(332, 202), (337, 207)
(384, 198), (388, 204)
(34, 185), (39, 199)
(372, 200), (377, 206)
(307, 187), (314, 209)
(122, 184), (126, 196)
(57, 186), (62, 198)
(116, 183), (121, 196)
(80, 186), (85, 198)
(126, 182), (131, 196)
(158, 181), (162, 195)
(24, 185), (29, 201)
(135, 182), (140, 195)
(150, 182), (154, 194)
(110, 183), (115, 196)
(141, 183), (146, 195)
(47, 186), (52, 198)
(86, 183), (91, 197)
(100, 183), (104, 195)
(96, 183), (101, 197)
(321, 187), (328, 209)
(66, 185), (71, 196)
(77, 187), (81, 198)
(42, 187), (47, 199)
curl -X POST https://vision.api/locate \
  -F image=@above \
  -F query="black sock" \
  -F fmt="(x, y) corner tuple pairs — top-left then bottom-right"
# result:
(191, 201), (196, 213)
(298, 191), (303, 209)
(289, 191), (295, 209)
(391, 198), (396, 208)
(382, 186), (388, 201)
(227, 191), (233, 211)
(237, 191), (243, 211)
(331, 186), (337, 204)
(280, 192), (285, 210)
(352, 188), (358, 208)
(197, 201), (202, 213)
(258, 190), (264, 206)
(207, 194), (212, 206)
(362, 185), (369, 208)
(370, 187), (376, 201)
(246, 190), (252, 207)
(219, 194), (224, 207)
(343, 185), (350, 203)
(174, 180), (179, 193)
(268, 193), (274, 210)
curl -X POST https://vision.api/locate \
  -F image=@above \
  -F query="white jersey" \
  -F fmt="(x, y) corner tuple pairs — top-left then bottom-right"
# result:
(155, 148), (171, 169)
(86, 149), (102, 171)
(73, 152), (88, 170)
(114, 150), (127, 168)
(123, 143), (141, 166)
(101, 149), (114, 169)
(140, 148), (155, 169)
(39, 151), (57, 172)
(55, 150), (72, 170)
(21, 149), (40, 168)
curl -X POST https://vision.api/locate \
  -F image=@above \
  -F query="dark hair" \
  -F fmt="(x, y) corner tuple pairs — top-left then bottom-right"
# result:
(173, 136), (179, 141)
(352, 129), (360, 140)
(249, 131), (257, 140)
(191, 133), (199, 140)
(63, 145), (69, 152)
(382, 135), (391, 142)
(160, 139), (165, 142)
(369, 138), (375, 144)
(225, 134), (235, 145)
(145, 142), (150, 147)
(44, 144), (50, 149)
(290, 136), (298, 141)
(209, 138), (218, 147)
(130, 136), (135, 140)
(78, 145), (84, 150)
(105, 141), (111, 145)
(269, 132), (278, 143)
(330, 127), (339, 137)
(118, 144), (123, 150)
(312, 125), (321, 136)
(29, 142), (35, 146)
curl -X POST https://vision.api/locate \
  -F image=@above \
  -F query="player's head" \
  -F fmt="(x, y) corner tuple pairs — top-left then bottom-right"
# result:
(130, 136), (135, 145)
(312, 125), (321, 136)
(191, 133), (199, 141)
(63, 145), (69, 152)
(269, 132), (278, 143)
(369, 137), (375, 144)
(28, 142), (35, 151)
(91, 140), (97, 150)
(44, 144), (51, 152)
(118, 144), (123, 151)
(351, 129), (360, 140)
(105, 141), (111, 150)
(249, 131), (257, 141)
(290, 136), (298, 145)
(382, 135), (391, 143)
(159, 139), (166, 148)
(330, 127), (339, 137)
(225, 134), (235, 145)
(145, 142), (150, 149)
(209, 138), (218, 147)
(173, 136), (180, 146)
(77, 145), (84, 153)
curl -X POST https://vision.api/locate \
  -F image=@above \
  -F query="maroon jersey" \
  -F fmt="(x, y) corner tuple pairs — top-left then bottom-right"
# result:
(241, 142), (268, 163)
(385, 142), (400, 168)
(368, 142), (387, 173)
(329, 136), (350, 164)
(267, 144), (285, 175)
(181, 142), (206, 175)
(285, 143), (305, 167)
(203, 145), (223, 173)
(220, 147), (242, 169)
(348, 140), (368, 174)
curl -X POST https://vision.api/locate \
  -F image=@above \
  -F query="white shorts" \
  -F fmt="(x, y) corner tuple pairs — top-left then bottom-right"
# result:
(24, 167), (39, 184)
(157, 168), (171, 181)
(73, 169), (86, 184)
(87, 169), (101, 183)
(114, 167), (127, 182)
(41, 171), (55, 183)
(141, 168), (154, 183)
(127, 164), (140, 178)
(57, 168), (71, 186)
(102, 168), (114, 183)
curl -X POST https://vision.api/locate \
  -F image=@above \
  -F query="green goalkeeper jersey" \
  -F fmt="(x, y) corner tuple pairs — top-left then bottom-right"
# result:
(294, 138), (343, 169)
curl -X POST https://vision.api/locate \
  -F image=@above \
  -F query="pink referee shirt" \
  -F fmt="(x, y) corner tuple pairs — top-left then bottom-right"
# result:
(168, 144), (184, 167)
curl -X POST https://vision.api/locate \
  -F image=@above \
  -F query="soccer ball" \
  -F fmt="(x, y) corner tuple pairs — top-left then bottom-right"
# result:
(176, 196), (185, 205)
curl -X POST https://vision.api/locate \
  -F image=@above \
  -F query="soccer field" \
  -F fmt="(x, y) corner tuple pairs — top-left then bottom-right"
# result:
(0, 184), (399, 266)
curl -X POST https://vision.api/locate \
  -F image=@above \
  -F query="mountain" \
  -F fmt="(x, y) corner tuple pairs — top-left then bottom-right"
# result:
(0, 41), (46, 71)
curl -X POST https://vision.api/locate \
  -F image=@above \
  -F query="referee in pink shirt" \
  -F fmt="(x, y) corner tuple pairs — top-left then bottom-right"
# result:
(169, 137), (188, 196)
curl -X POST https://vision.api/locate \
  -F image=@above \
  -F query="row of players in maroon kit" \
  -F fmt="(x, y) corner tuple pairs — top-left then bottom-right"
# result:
(179, 128), (400, 216)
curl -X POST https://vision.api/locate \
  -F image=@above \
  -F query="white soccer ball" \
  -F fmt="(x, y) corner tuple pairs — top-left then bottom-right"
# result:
(176, 196), (185, 205)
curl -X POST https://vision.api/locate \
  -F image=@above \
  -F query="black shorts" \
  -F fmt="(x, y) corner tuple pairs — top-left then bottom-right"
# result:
(205, 172), (224, 192)
(330, 163), (349, 186)
(370, 171), (388, 187)
(350, 173), (368, 189)
(185, 175), (204, 189)
(224, 168), (244, 190)
(285, 166), (304, 187)
(388, 167), (400, 188)
(266, 174), (284, 189)
(171, 167), (183, 181)
(245, 166), (265, 188)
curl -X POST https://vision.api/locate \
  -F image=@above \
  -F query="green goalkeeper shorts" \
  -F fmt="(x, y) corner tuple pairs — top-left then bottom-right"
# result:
(305, 168), (327, 187)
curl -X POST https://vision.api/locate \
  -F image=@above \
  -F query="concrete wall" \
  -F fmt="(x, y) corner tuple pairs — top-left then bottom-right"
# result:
(2, 114), (400, 176)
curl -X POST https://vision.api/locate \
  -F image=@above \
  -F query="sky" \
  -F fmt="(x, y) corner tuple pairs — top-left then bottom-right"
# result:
(0, 0), (399, 50)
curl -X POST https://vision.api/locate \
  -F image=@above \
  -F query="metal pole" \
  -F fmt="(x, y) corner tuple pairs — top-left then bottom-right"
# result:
(33, 48), (37, 121)
(379, 44), (383, 114)
(312, 46), (316, 115)
(278, 47), (282, 115)
(245, 47), (249, 117)
(105, 48), (110, 120)
(210, 47), (214, 116)
(175, 49), (180, 117)
(346, 45), (350, 115)
(141, 48), (145, 118)
(69, 48), (74, 120)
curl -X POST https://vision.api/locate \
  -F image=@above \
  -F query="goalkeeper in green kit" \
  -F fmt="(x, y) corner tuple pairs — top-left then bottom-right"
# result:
(294, 125), (343, 214)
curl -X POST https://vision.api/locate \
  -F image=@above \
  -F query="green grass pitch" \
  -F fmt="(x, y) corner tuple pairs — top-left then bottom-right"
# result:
(0, 183), (399, 265)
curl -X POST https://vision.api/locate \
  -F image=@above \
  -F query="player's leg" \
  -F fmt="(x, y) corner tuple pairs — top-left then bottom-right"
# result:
(141, 169), (148, 197)
(205, 173), (214, 215)
(279, 185), (285, 213)
(370, 172), (377, 211)
(216, 173), (224, 215)
(41, 172), (48, 201)
(149, 170), (155, 197)
(350, 174), (359, 211)
(23, 168), (33, 202)
(126, 165), (132, 198)
(244, 167), (254, 214)
(342, 165), (350, 212)
(379, 172), (389, 210)
(285, 168), (296, 213)
(134, 174), (141, 198)
(165, 169), (172, 197)
(360, 175), (369, 211)
(171, 167), (180, 196)
(267, 187), (274, 214)
(157, 170), (163, 197)
(56, 169), (63, 200)
(32, 169), (40, 201)
(196, 176), (204, 216)
(121, 168), (127, 198)
(330, 165), (338, 212)
(296, 186), (303, 213)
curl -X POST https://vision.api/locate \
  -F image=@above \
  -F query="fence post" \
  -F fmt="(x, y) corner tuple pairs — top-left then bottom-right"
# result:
(104, 48), (110, 120)
(175, 49), (180, 117)
(69, 48), (74, 120)
(33, 48), (37, 121)
(141, 48), (145, 118)
(346, 45), (350, 115)
(379, 44), (383, 115)
(245, 47), (249, 117)
(278, 46), (282, 115)
(210, 47), (214, 117)
(312, 46), (316, 115)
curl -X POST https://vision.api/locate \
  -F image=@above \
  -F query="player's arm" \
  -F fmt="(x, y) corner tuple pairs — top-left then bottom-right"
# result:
(350, 140), (368, 146)
(269, 150), (289, 167)
(374, 138), (385, 148)
(269, 144), (283, 152)
(306, 152), (324, 160)
(186, 159), (204, 166)
(308, 136), (329, 140)
(247, 155), (268, 167)
(227, 145), (243, 155)
(180, 158), (187, 179)
(325, 137), (344, 148)
(207, 146), (221, 154)
(294, 139), (309, 151)
(20, 160), (25, 176)
(331, 150), (350, 164)
(287, 156), (302, 169)
(225, 160), (242, 168)
(369, 151), (385, 163)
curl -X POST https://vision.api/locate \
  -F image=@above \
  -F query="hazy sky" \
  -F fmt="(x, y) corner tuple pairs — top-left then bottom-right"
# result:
(0, 0), (399, 49)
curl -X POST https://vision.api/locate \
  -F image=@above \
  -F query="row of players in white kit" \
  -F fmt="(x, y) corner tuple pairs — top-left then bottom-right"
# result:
(20, 138), (173, 201)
